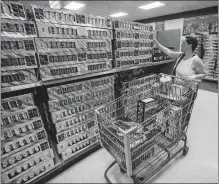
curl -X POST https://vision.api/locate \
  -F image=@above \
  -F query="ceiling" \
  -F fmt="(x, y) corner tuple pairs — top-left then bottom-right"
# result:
(23, 1), (218, 21)
(61, 1), (218, 21)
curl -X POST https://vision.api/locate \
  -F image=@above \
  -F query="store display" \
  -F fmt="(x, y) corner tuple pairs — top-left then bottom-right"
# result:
(1, 19), (37, 37)
(119, 74), (157, 121)
(112, 20), (154, 68)
(1, 1), (27, 20)
(1, 93), (55, 184)
(183, 14), (218, 35)
(31, 5), (113, 82)
(153, 47), (174, 62)
(137, 97), (158, 123)
(193, 34), (204, 59)
(164, 105), (182, 141)
(1, 1), (38, 91)
(203, 34), (218, 80)
(47, 75), (115, 161)
(31, 4), (112, 29)
(36, 21), (113, 39)
(155, 21), (165, 31)
(12, 159), (54, 184)
(183, 13), (218, 81)
(1, 1), (214, 183)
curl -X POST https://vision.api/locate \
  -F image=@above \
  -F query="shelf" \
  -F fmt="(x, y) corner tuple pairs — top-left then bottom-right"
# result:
(203, 78), (218, 82)
(42, 59), (175, 86)
(32, 141), (101, 184)
(0, 60), (174, 92)
(1, 82), (42, 93)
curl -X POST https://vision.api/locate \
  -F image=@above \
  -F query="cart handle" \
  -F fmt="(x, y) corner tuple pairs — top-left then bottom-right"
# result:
(158, 73), (201, 84)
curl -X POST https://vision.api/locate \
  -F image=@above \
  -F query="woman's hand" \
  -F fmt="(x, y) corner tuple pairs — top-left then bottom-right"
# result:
(184, 75), (201, 82)
(153, 39), (159, 47)
(186, 75), (197, 80)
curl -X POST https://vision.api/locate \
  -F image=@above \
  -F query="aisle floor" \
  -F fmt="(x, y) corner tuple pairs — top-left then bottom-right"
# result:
(48, 89), (218, 183)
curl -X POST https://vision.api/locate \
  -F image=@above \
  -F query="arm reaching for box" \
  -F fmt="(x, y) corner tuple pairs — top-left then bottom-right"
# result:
(153, 39), (183, 60)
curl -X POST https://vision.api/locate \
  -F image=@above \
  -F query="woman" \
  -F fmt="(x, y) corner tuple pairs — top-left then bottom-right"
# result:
(154, 36), (206, 132)
(153, 36), (206, 80)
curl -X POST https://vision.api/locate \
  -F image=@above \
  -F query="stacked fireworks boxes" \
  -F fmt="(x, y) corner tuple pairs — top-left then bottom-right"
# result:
(31, 4), (113, 81)
(137, 97), (183, 143)
(1, 1), (38, 90)
(1, 94), (54, 184)
(203, 34), (218, 80)
(47, 75), (115, 161)
(112, 20), (154, 68)
(193, 34), (204, 59)
(210, 18), (218, 34)
(152, 47), (174, 62)
(121, 75), (157, 121)
(215, 63), (218, 80)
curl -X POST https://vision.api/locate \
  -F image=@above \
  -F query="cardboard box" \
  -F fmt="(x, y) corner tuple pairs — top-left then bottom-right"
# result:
(137, 97), (161, 124)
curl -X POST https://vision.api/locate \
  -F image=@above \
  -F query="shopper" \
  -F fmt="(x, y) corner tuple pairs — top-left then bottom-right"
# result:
(153, 36), (206, 80)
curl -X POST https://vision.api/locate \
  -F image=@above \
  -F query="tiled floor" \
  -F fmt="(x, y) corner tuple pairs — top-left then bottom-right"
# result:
(48, 89), (218, 183)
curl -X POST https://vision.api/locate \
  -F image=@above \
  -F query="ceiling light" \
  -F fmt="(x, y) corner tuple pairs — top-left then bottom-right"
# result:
(64, 2), (85, 10)
(139, 2), (165, 10)
(49, 1), (61, 9)
(110, 12), (128, 17)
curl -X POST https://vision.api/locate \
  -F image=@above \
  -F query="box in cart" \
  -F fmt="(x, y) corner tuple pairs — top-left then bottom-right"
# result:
(136, 97), (165, 124)
(163, 105), (182, 141)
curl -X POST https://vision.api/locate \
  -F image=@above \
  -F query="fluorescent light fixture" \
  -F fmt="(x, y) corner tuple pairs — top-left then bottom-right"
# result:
(64, 2), (85, 10)
(139, 2), (165, 10)
(110, 12), (128, 17)
(49, 1), (61, 9)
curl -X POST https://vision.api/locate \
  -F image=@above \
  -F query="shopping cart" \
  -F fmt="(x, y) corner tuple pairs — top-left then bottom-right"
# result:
(95, 73), (200, 183)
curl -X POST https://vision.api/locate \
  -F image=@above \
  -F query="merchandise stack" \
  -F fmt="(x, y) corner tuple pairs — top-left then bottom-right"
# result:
(1, 94), (55, 184)
(1, 1), (39, 92)
(194, 34), (204, 59)
(209, 19), (218, 34)
(203, 34), (218, 80)
(112, 20), (153, 68)
(152, 47), (174, 62)
(121, 75), (157, 120)
(0, 1), (178, 183)
(46, 76), (115, 161)
(29, 4), (116, 162)
(183, 14), (218, 81)
(215, 63), (218, 80)
(1, 2), (55, 184)
(31, 4), (113, 81)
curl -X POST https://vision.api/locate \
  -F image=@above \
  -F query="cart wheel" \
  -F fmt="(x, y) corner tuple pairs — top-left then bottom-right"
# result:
(132, 176), (144, 183)
(183, 146), (189, 156)
(139, 177), (145, 181)
(120, 167), (126, 174)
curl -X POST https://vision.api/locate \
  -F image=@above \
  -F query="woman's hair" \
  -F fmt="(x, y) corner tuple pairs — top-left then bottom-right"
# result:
(185, 36), (198, 52)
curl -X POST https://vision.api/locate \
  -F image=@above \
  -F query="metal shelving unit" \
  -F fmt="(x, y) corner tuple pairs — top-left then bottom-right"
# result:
(1, 82), (42, 93)
(0, 1), (175, 184)
(42, 59), (174, 86)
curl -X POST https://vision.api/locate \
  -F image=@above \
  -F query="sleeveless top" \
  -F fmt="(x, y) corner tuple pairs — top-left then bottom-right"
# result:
(172, 53), (196, 77)
(172, 53), (197, 95)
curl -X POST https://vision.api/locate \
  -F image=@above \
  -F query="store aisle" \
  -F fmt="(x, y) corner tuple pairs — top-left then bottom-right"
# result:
(48, 89), (218, 183)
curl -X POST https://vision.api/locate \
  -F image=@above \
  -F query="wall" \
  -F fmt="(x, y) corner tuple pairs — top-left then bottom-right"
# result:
(164, 18), (184, 50)
(137, 6), (218, 51)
